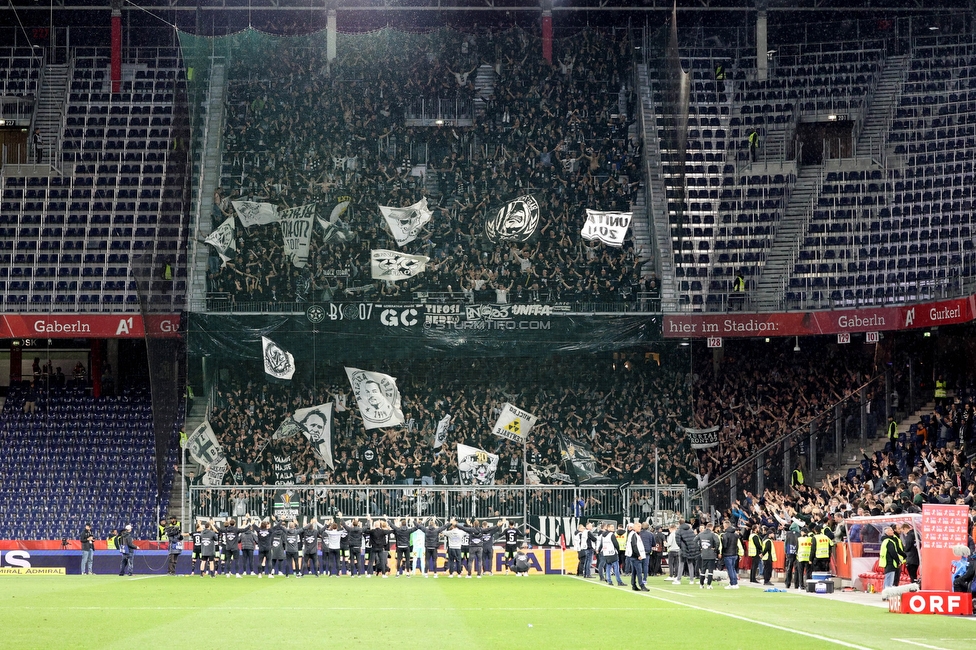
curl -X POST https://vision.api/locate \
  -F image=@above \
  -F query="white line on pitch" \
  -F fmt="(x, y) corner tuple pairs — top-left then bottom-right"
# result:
(891, 639), (953, 650)
(570, 576), (876, 650)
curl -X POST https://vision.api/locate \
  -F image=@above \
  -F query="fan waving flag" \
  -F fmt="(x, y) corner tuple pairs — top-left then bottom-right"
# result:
(294, 403), (335, 469)
(262, 336), (295, 380)
(457, 443), (499, 486)
(186, 421), (229, 486)
(204, 216), (236, 267)
(316, 198), (353, 243)
(682, 425), (720, 449)
(491, 403), (538, 444)
(344, 367), (404, 430)
(371, 249), (430, 281)
(557, 433), (609, 485)
(581, 209), (632, 247)
(232, 200), (279, 227)
(433, 414), (452, 449)
(379, 198), (432, 247)
(485, 194), (540, 243)
(278, 203), (317, 268)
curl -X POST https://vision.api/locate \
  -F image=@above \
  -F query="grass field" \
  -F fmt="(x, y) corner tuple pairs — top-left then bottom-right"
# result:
(0, 574), (974, 649)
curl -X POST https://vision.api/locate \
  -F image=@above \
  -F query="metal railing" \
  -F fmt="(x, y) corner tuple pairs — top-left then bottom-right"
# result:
(189, 484), (690, 529)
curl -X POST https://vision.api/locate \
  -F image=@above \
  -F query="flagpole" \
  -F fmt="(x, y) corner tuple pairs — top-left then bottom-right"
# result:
(654, 447), (659, 526)
(522, 433), (528, 533)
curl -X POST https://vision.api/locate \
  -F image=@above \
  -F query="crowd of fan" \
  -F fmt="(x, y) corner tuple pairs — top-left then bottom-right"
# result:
(207, 27), (651, 305)
(696, 395), (976, 552)
(197, 341), (887, 497)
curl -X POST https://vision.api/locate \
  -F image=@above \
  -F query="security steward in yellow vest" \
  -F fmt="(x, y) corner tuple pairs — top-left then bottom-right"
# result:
(796, 528), (813, 584)
(887, 417), (901, 453)
(760, 532), (778, 585)
(880, 526), (906, 589)
(748, 526), (763, 583)
(811, 527), (833, 573)
(935, 377), (947, 404)
(791, 467), (804, 488)
(158, 519), (168, 542)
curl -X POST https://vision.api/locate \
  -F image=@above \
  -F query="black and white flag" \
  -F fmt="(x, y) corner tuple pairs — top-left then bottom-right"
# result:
(433, 414), (452, 449)
(581, 209), (632, 247)
(557, 433), (609, 486)
(682, 425), (720, 449)
(186, 421), (228, 486)
(526, 463), (572, 485)
(457, 443), (498, 486)
(379, 198), (432, 247)
(232, 200), (279, 228)
(273, 454), (296, 485)
(370, 249), (430, 281)
(491, 403), (538, 444)
(344, 367), (404, 430)
(294, 403), (335, 470)
(204, 216), (236, 267)
(262, 336), (295, 380)
(485, 194), (540, 243)
(279, 203), (317, 268)
(316, 198), (354, 244)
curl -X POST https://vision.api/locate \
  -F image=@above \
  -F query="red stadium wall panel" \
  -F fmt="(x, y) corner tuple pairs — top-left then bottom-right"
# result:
(0, 314), (180, 339)
(662, 294), (976, 339)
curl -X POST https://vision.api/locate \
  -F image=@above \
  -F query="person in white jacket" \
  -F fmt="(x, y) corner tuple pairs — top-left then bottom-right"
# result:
(665, 525), (680, 580)
(625, 523), (648, 592)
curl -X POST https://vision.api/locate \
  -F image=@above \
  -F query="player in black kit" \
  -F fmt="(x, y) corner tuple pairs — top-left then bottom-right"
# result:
(254, 520), (274, 577)
(503, 522), (522, 573)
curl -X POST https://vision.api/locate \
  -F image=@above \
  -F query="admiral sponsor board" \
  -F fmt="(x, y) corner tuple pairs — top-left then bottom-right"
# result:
(0, 314), (180, 338)
(662, 294), (976, 338)
(0, 567), (65, 575)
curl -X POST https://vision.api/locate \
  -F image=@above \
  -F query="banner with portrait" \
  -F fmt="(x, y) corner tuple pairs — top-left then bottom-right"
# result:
(294, 403), (335, 470)
(344, 367), (405, 430)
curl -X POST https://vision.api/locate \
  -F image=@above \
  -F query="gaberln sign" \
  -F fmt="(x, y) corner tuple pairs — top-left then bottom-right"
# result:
(581, 210), (632, 247)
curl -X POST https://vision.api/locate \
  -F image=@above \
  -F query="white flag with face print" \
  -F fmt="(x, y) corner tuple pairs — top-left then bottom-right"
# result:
(262, 336), (295, 380)
(344, 367), (404, 430)
(204, 216), (236, 267)
(294, 403), (335, 469)
(379, 198), (433, 247)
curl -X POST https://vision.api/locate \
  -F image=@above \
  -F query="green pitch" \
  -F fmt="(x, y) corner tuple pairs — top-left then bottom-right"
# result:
(1, 574), (974, 649)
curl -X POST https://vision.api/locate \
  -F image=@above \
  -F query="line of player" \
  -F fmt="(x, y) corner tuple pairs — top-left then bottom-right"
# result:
(189, 513), (533, 578)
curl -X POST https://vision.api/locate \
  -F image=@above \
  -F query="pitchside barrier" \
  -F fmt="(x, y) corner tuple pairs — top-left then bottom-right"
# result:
(189, 484), (690, 542)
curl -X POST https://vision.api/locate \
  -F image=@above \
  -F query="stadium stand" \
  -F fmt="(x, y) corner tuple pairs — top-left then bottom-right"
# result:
(205, 28), (648, 308)
(0, 47), (189, 312)
(0, 382), (174, 540)
(650, 31), (976, 310)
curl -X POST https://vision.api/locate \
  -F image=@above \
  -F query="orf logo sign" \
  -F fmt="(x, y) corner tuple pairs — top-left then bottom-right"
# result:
(902, 592), (973, 615)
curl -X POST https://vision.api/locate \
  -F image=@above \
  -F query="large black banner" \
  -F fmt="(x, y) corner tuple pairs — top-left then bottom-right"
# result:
(189, 302), (658, 360)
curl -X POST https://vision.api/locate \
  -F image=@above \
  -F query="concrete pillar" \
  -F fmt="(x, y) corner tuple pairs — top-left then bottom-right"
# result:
(860, 386), (868, 443)
(756, 451), (764, 495)
(327, 9), (337, 62)
(835, 403), (843, 468)
(809, 418), (817, 474)
(757, 11), (768, 82)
